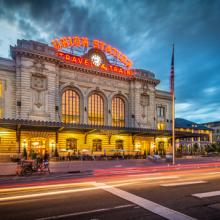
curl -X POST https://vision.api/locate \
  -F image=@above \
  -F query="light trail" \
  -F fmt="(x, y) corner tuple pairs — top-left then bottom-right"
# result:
(0, 182), (143, 202)
(160, 181), (207, 187)
(0, 181), (95, 193)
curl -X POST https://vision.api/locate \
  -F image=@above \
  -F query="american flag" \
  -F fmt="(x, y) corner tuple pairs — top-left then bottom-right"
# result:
(170, 44), (174, 95)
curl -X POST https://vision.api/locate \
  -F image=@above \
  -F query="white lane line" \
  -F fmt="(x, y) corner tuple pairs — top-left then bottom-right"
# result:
(94, 182), (197, 220)
(35, 204), (134, 220)
(192, 190), (220, 198)
(161, 181), (207, 187)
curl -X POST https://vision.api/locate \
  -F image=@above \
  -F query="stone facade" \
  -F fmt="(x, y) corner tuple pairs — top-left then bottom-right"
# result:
(0, 39), (172, 128)
(0, 39), (174, 160)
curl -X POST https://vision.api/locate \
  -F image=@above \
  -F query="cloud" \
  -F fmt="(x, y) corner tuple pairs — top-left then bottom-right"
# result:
(203, 87), (218, 95)
(0, 0), (219, 123)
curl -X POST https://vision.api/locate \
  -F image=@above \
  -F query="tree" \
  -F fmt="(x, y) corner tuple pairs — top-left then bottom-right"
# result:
(54, 147), (59, 157)
(23, 147), (27, 159)
(193, 143), (199, 155)
(30, 150), (37, 160)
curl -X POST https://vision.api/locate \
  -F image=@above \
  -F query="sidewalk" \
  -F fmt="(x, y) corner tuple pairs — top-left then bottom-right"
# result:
(1, 156), (220, 176)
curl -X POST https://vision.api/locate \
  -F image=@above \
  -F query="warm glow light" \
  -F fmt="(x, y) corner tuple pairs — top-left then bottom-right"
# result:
(0, 131), (10, 134)
(57, 51), (134, 76)
(157, 122), (166, 130)
(51, 36), (133, 68)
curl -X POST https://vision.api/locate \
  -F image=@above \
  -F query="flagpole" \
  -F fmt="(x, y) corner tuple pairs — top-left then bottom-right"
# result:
(170, 44), (175, 165)
(172, 82), (175, 165)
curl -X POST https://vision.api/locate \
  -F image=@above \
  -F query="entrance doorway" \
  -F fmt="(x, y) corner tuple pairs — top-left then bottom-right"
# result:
(158, 141), (165, 155)
(29, 137), (47, 156)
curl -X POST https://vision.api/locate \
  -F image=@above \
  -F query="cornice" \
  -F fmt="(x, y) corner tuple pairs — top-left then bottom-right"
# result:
(0, 65), (15, 72)
(12, 48), (132, 82)
(155, 93), (172, 101)
(11, 43), (160, 85)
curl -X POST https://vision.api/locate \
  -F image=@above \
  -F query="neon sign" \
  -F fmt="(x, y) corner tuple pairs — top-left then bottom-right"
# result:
(51, 36), (133, 68)
(57, 51), (134, 76)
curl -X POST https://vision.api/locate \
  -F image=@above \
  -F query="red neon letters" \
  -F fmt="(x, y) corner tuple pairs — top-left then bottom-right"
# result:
(57, 52), (133, 76)
(52, 36), (133, 68)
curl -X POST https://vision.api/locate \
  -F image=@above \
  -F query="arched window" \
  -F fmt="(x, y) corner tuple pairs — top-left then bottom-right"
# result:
(88, 93), (104, 125)
(62, 89), (80, 123)
(112, 97), (125, 127)
(115, 140), (124, 150)
(92, 139), (102, 152)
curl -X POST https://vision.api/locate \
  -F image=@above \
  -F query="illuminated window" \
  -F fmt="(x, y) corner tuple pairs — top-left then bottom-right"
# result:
(157, 122), (166, 130)
(61, 89), (80, 123)
(66, 138), (77, 151)
(0, 81), (3, 118)
(115, 140), (124, 150)
(157, 106), (165, 117)
(88, 93), (104, 125)
(112, 97), (125, 127)
(92, 139), (102, 152)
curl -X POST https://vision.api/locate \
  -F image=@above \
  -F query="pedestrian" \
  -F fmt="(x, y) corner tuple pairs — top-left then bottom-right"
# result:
(44, 151), (49, 162)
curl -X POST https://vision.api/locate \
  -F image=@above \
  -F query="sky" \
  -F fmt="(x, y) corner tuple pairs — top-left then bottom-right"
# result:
(0, 0), (219, 123)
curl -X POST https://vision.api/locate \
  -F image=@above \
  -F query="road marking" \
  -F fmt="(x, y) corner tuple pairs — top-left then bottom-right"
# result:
(36, 204), (134, 220)
(114, 165), (122, 167)
(94, 182), (197, 220)
(192, 190), (220, 198)
(161, 181), (207, 187)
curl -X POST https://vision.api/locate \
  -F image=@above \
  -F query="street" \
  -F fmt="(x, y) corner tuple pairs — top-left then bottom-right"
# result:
(1, 165), (220, 220)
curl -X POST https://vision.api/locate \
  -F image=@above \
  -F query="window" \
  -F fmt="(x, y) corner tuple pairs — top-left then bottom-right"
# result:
(194, 137), (198, 141)
(157, 122), (166, 130)
(62, 89), (80, 123)
(112, 97), (125, 127)
(92, 139), (102, 152)
(66, 138), (77, 151)
(0, 81), (3, 118)
(115, 140), (124, 150)
(157, 106), (165, 118)
(88, 93), (104, 125)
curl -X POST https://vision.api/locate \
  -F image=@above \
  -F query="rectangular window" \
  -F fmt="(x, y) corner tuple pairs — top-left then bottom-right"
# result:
(92, 139), (102, 152)
(157, 106), (165, 118)
(115, 140), (124, 150)
(66, 138), (77, 151)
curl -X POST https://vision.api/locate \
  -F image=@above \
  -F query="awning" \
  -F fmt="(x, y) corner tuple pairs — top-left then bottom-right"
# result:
(0, 118), (209, 138)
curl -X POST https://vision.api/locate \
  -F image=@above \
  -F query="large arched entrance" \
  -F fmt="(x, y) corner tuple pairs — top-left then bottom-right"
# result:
(21, 131), (55, 158)
(29, 137), (47, 156)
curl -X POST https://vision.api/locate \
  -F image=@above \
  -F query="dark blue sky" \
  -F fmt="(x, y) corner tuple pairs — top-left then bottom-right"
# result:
(0, 0), (219, 123)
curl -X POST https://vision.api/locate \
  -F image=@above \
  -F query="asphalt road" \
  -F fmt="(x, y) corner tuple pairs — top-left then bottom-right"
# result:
(1, 167), (220, 220)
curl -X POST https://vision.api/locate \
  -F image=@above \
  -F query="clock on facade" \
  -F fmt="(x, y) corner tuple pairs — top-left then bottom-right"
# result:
(90, 53), (102, 66)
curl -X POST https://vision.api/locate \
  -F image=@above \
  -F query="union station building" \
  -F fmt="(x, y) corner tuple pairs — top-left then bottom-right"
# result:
(0, 38), (212, 161)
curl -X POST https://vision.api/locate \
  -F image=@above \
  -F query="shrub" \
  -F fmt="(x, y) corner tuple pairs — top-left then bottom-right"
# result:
(23, 147), (27, 159)
(54, 147), (59, 157)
